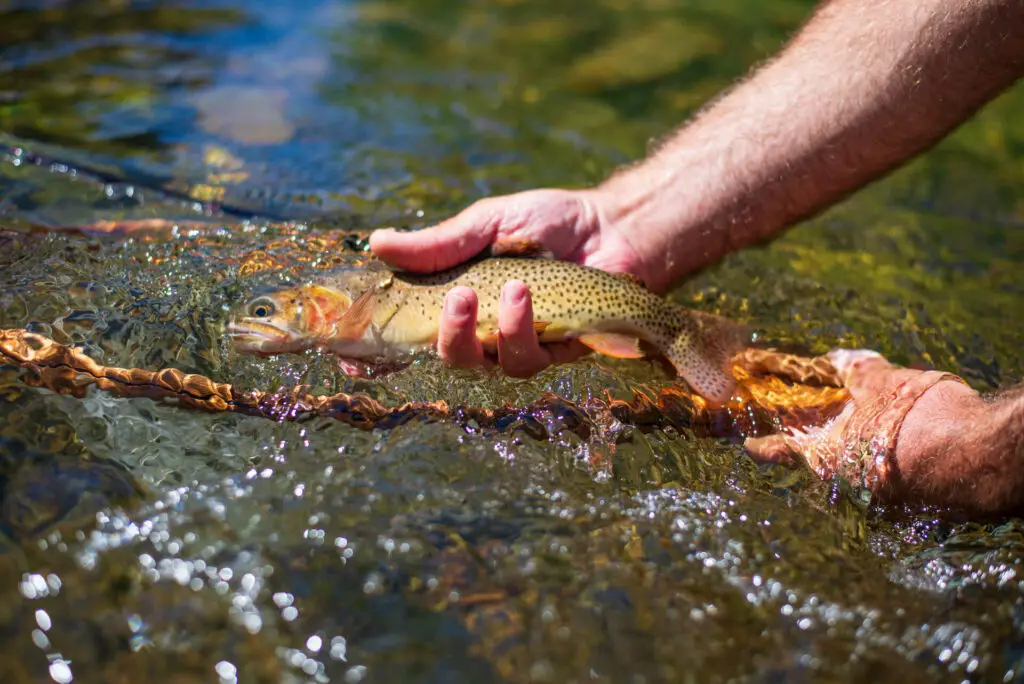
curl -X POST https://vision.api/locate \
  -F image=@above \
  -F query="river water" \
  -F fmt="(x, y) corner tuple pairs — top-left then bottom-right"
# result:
(1, 1), (1023, 682)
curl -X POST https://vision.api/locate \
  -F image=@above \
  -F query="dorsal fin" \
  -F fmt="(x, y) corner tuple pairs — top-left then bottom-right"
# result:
(364, 260), (396, 288)
(610, 271), (647, 289)
(485, 238), (554, 260)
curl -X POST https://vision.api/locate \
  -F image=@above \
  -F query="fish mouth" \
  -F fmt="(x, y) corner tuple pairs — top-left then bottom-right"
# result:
(226, 319), (308, 354)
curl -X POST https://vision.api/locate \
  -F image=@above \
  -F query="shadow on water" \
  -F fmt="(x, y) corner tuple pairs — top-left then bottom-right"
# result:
(1, 0), (1024, 682)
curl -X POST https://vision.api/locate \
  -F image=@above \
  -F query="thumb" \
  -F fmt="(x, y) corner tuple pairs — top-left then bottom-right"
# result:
(369, 203), (499, 273)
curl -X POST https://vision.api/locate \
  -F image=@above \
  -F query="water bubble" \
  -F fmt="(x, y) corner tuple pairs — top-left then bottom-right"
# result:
(238, 612), (260, 634)
(344, 665), (367, 683)
(330, 636), (348, 661)
(32, 629), (50, 650)
(214, 661), (237, 681)
(49, 660), (72, 684)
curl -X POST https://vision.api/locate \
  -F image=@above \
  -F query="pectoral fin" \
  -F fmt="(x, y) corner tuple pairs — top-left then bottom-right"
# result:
(334, 288), (378, 340)
(578, 333), (645, 359)
(478, 329), (500, 347)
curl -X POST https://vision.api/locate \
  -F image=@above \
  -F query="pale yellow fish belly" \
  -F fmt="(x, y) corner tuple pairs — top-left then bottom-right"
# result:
(374, 261), (673, 355)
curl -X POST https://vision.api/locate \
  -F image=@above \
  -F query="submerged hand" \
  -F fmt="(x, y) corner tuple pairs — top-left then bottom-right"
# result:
(745, 349), (1024, 515)
(369, 188), (652, 376)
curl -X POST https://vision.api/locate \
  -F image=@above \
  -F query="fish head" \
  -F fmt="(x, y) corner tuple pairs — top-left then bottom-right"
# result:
(227, 284), (354, 355)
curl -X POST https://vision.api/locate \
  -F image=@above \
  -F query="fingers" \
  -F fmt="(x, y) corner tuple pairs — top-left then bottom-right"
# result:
(826, 348), (901, 403)
(369, 188), (598, 274)
(438, 280), (578, 377)
(369, 203), (498, 273)
(496, 280), (551, 378)
(438, 287), (486, 368)
(826, 349), (889, 383)
(745, 423), (835, 476)
(437, 282), (554, 376)
(744, 434), (803, 467)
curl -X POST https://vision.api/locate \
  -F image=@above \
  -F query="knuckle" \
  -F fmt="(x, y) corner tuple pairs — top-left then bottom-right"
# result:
(571, 192), (595, 229)
(471, 198), (507, 228)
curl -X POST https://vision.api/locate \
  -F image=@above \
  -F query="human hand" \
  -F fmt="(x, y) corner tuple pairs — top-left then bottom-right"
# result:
(369, 188), (654, 377)
(744, 349), (1022, 515)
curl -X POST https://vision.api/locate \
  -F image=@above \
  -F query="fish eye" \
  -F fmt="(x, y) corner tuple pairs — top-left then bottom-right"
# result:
(248, 298), (275, 318)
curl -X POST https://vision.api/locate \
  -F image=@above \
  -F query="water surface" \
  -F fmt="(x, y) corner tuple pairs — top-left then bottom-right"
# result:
(1, 0), (1023, 682)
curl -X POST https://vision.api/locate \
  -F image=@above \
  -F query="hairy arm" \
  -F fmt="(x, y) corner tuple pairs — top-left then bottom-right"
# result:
(597, 0), (1024, 291)
(897, 384), (1024, 515)
(745, 351), (1024, 516)
(371, 0), (1024, 377)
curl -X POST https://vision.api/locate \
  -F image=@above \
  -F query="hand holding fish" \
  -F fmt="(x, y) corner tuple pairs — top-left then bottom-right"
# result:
(369, 188), (651, 285)
(369, 188), (663, 377)
(429, 279), (589, 378)
(745, 350), (1024, 516)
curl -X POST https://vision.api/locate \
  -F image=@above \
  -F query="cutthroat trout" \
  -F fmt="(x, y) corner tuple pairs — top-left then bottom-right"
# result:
(227, 258), (749, 402)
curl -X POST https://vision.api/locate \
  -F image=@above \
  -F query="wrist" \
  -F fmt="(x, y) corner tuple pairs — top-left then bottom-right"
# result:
(589, 165), (729, 293)
(890, 379), (1021, 514)
(592, 121), (795, 291)
(893, 378), (983, 471)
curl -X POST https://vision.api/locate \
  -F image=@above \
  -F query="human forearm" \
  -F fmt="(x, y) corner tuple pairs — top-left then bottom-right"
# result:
(595, 0), (1024, 291)
(896, 385), (1024, 515)
(746, 351), (1024, 516)
(369, 0), (1023, 381)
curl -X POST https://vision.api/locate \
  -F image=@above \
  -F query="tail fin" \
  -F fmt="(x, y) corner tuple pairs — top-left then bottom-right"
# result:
(664, 307), (751, 403)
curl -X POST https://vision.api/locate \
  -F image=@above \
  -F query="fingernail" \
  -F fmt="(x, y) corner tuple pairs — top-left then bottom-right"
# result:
(445, 291), (472, 317)
(502, 282), (527, 306)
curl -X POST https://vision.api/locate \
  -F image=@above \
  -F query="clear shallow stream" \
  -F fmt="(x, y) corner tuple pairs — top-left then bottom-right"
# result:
(1, 1), (1024, 682)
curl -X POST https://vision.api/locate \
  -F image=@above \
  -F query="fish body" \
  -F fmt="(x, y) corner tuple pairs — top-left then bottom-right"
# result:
(227, 258), (749, 402)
